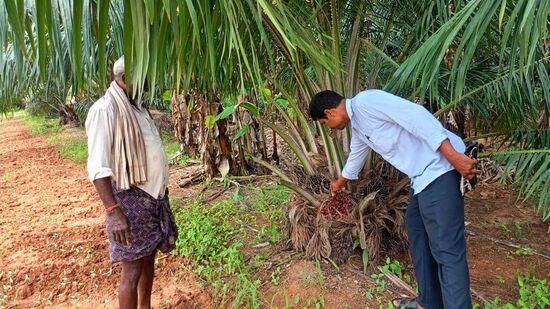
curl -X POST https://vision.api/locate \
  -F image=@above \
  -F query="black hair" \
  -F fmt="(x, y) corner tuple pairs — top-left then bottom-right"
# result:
(308, 90), (344, 120)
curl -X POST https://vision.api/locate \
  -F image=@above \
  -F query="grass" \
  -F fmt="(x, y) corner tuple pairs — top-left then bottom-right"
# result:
(161, 130), (194, 165)
(23, 112), (88, 164)
(161, 131), (180, 158)
(24, 114), (62, 135)
(172, 197), (258, 307)
(171, 184), (291, 308)
(58, 140), (88, 163)
(480, 273), (549, 309)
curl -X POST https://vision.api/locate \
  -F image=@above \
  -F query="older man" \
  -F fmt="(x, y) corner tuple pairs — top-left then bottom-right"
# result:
(85, 57), (178, 309)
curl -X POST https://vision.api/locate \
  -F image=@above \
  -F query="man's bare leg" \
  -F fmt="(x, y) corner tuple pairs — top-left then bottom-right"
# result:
(119, 259), (144, 309)
(138, 252), (156, 309)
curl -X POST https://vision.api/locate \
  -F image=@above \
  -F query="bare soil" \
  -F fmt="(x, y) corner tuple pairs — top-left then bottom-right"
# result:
(0, 116), (548, 308)
(0, 117), (211, 308)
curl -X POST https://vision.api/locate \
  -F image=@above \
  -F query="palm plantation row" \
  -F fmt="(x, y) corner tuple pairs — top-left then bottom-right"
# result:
(1, 1), (548, 219)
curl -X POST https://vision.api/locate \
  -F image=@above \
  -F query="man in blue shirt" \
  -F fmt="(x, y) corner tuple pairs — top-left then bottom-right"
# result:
(309, 89), (477, 309)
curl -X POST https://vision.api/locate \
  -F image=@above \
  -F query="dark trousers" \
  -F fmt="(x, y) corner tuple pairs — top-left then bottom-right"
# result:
(406, 170), (472, 309)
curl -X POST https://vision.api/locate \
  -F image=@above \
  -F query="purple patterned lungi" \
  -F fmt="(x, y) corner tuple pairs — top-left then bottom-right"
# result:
(106, 186), (178, 263)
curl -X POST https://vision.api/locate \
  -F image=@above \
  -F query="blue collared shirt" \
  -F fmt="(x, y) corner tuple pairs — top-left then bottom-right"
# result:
(341, 89), (465, 195)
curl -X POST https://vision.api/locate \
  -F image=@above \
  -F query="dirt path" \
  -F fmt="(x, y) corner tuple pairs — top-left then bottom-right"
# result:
(0, 117), (211, 308)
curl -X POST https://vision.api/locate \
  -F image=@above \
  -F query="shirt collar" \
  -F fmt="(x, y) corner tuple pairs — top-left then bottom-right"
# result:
(345, 98), (356, 127)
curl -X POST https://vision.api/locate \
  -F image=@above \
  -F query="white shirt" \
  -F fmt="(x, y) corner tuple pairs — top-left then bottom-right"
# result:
(341, 89), (465, 195)
(85, 95), (169, 199)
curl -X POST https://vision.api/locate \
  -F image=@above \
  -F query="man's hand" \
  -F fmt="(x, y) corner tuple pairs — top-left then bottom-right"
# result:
(439, 139), (478, 179)
(330, 177), (348, 196)
(93, 177), (132, 245)
(106, 208), (132, 246)
(451, 153), (478, 180)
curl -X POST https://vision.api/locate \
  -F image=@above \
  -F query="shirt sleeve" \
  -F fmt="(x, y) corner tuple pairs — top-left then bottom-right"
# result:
(85, 104), (114, 182)
(365, 90), (448, 152)
(341, 130), (371, 180)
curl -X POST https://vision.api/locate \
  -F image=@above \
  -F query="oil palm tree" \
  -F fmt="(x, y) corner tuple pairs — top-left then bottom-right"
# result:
(1, 0), (548, 220)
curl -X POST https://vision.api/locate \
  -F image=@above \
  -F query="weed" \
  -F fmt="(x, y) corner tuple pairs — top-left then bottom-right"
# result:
(483, 274), (549, 309)
(301, 260), (324, 288)
(271, 267), (281, 285)
(25, 115), (62, 135)
(248, 184), (291, 214)
(508, 247), (533, 257)
(173, 198), (260, 307)
(365, 288), (374, 300)
(306, 296), (325, 309)
(495, 275), (506, 284)
(231, 273), (261, 308)
(514, 223), (524, 239)
(59, 140), (88, 163)
(380, 257), (403, 278)
(257, 213), (282, 244)
(370, 257), (406, 293)
(500, 224), (511, 234)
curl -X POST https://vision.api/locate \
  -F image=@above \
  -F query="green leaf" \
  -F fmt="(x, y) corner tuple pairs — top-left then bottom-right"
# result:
(260, 87), (272, 97)
(215, 105), (236, 121)
(122, 0), (133, 89)
(4, 0), (26, 54)
(231, 125), (250, 141)
(72, 0), (84, 92)
(97, 0), (111, 88)
(241, 102), (259, 116)
(362, 248), (369, 274)
(35, 0), (48, 79)
(205, 115), (216, 129)
(162, 90), (171, 101)
(275, 98), (289, 108)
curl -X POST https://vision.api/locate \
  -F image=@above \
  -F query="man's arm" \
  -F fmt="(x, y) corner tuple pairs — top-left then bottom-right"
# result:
(438, 139), (477, 179)
(93, 177), (132, 246)
(363, 91), (449, 153)
(86, 104), (131, 246)
(332, 132), (370, 195)
(362, 90), (476, 178)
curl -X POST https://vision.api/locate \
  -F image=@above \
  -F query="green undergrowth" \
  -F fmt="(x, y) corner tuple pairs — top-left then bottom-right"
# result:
(162, 131), (180, 158)
(479, 273), (549, 309)
(171, 184), (290, 308)
(57, 139), (88, 163)
(161, 131), (192, 165)
(24, 114), (62, 135)
(24, 113), (88, 163)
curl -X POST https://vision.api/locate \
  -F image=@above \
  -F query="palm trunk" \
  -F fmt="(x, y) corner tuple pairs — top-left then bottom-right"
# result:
(215, 102), (240, 175)
(59, 102), (79, 127)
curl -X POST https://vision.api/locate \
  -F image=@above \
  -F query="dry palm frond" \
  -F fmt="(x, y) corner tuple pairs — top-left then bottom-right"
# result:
(478, 158), (511, 183)
(286, 157), (410, 263)
(287, 195), (317, 251)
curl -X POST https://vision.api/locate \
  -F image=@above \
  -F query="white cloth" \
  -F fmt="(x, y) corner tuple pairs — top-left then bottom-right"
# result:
(106, 81), (148, 190)
(85, 94), (169, 198)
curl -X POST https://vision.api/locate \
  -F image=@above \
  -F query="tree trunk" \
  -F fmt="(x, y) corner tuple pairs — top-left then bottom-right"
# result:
(171, 92), (200, 157)
(59, 102), (79, 127)
(215, 103), (240, 176)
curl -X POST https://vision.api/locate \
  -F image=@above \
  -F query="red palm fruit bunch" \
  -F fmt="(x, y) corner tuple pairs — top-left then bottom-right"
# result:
(320, 192), (355, 220)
